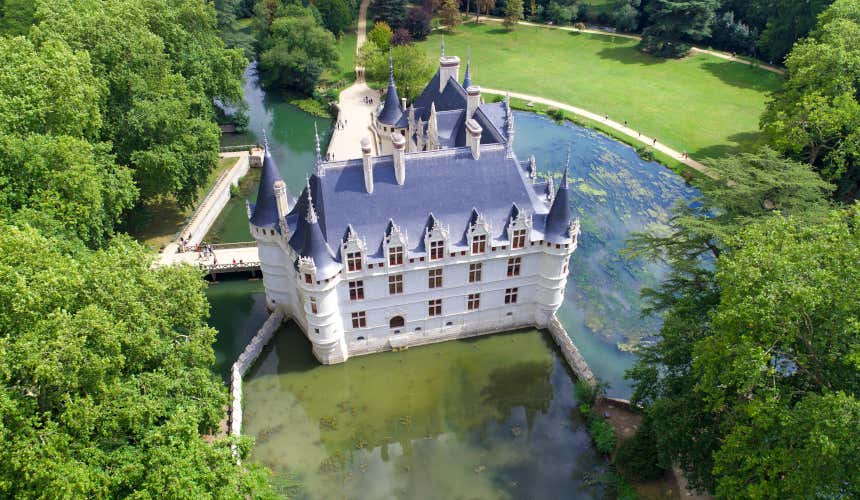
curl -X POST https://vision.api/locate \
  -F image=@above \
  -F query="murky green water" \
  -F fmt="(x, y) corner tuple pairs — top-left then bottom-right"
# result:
(243, 325), (607, 499)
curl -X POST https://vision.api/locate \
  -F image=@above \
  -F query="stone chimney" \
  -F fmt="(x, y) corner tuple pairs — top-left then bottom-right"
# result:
(466, 85), (481, 120)
(439, 55), (460, 93)
(361, 137), (373, 193)
(274, 180), (290, 219)
(466, 119), (483, 160)
(392, 132), (406, 185)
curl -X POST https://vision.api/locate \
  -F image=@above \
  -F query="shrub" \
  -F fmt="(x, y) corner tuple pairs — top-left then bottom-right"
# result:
(573, 21), (586, 30)
(367, 21), (393, 50)
(392, 27), (413, 45)
(616, 419), (666, 481)
(636, 145), (655, 161)
(589, 418), (617, 454)
(405, 7), (432, 40)
(574, 379), (599, 405)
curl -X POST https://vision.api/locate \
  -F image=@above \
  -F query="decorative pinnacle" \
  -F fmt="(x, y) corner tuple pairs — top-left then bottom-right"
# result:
(562, 145), (571, 188)
(441, 35), (445, 57)
(388, 47), (394, 84)
(262, 129), (270, 153)
(314, 122), (322, 164)
(305, 177), (318, 224)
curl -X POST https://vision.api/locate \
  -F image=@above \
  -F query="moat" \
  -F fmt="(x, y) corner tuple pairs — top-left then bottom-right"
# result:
(208, 64), (697, 496)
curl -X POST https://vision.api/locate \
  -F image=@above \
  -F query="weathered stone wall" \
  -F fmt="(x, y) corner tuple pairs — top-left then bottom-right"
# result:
(547, 314), (595, 385)
(229, 308), (285, 437)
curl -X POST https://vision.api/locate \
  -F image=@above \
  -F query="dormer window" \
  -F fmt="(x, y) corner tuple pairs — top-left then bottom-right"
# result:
(389, 245), (403, 266)
(429, 240), (445, 260)
(346, 251), (362, 272)
(512, 228), (527, 249)
(471, 234), (487, 254)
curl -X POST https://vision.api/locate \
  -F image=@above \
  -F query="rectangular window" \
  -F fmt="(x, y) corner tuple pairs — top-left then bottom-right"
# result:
(505, 287), (519, 304)
(512, 228), (527, 249)
(429, 240), (444, 260)
(388, 245), (403, 266)
(304, 273), (312, 284)
(309, 297), (318, 314)
(507, 257), (522, 277)
(348, 280), (364, 300)
(346, 251), (362, 272)
(351, 311), (367, 328)
(469, 263), (482, 283)
(471, 234), (487, 254)
(428, 268), (443, 289)
(428, 299), (442, 317)
(467, 293), (480, 310)
(388, 274), (403, 295)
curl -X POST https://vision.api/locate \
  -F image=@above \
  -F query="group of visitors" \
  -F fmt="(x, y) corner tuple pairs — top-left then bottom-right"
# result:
(335, 119), (348, 130)
(363, 95), (374, 105)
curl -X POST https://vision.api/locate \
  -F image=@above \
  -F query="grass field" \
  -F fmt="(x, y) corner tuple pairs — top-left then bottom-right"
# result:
(129, 156), (240, 251)
(418, 22), (783, 159)
(336, 32), (357, 80)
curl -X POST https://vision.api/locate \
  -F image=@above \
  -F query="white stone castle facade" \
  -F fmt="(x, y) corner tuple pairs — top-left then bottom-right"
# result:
(248, 48), (579, 364)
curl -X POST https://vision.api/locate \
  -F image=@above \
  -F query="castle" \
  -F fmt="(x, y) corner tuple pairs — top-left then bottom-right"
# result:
(248, 48), (579, 364)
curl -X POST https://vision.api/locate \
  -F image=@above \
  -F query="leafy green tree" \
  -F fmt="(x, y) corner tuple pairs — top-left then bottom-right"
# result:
(367, 21), (393, 50)
(625, 149), (834, 493)
(370, 0), (407, 28)
(258, 5), (339, 94)
(437, 0), (462, 28)
(757, 0), (833, 62)
(0, 37), (101, 139)
(360, 41), (435, 99)
(0, 0), (35, 35)
(405, 7), (432, 40)
(0, 134), (137, 248)
(316, 0), (355, 35)
(761, 0), (860, 199)
(476, 0), (496, 21)
(639, 0), (718, 57)
(0, 224), (274, 497)
(503, 0), (523, 28)
(613, 0), (641, 32)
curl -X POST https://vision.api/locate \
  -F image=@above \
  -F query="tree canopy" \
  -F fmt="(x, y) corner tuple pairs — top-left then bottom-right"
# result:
(761, 0), (860, 199)
(360, 41), (436, 100)
(0, 224), (273, 497)
(639, 0), (719, 57)
(624, 149), (859, 496)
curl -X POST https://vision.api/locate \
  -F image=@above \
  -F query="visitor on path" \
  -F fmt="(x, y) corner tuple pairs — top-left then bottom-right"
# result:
(652, 138), (657, 145)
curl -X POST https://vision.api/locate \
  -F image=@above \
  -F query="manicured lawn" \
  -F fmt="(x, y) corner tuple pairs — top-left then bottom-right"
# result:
(129, 156), (240, 251)
(336, 32), (357, 80)
(418, 22), (783, 159)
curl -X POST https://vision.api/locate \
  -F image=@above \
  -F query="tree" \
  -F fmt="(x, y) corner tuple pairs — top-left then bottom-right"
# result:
(624, 149), (838, 494)
(639, 0), (718, 58)
(0, 0), (35, 35)
(316, 0), (355, 35)
(503, 0), (523, 28)
(0, 224), (274, 496)
(545, 1), (573, 25)
(258, 5), (339, 94)
(761, 0), (860, 199)
(613, 0), (641, 32)
(360, 41), (435, 99)
(405, 7), (432, 40)
(438, 0), (462, 28)
(31, 0), (246, 205)
(476, 0), (496, 21)
(392, 27), (413, 45)
(370, 0), (407, 28)
(367, 21), (393, 50)
(757, 0), (833, 62)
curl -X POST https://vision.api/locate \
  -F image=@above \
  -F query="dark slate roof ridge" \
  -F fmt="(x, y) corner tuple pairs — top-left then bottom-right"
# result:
(249, 149), (284, 228)
(472, 107), (504, 143)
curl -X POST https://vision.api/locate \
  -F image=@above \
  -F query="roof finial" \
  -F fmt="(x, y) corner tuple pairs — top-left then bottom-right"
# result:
(441, 34), (445, 57)
(562, 144), (571, 188)
(389, 47), (394, 84)
(463, 47), (473, 88)
(305, 177), (318, 224)
(314, 122), (322, 163)
(262, 129), (270, 153)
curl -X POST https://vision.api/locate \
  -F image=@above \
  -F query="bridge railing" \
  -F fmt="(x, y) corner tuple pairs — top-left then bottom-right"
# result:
(219, 144), (260, 153)
(212, 241), (257, 250)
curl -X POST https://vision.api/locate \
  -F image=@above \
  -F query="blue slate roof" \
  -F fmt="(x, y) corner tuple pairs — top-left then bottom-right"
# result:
(378, 54), (403, 125)
(544, 166), (572, 243)
(249, 148), (283, 228)
(290, 146), (549, 257)
(462, 61), (472, 89)
(413, 70), (468, 120)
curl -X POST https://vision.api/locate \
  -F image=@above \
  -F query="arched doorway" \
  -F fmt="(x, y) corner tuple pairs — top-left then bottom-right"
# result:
(389, 316), (405, 328)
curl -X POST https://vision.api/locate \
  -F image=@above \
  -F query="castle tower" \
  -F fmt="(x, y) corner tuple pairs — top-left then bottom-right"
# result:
(376, 49), (404, 154)
(249, 142), (292, 309)
(294, 180), (347, 364)
(535, 153), (576, 326)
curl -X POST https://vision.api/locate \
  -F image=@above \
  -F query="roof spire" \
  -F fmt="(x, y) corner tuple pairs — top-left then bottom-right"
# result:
(262, 129), (270, 154)
(305, 177), (318, 224)
(378, 47), (403, 125)
(562, 144), (571, 188)
(463, 47), (473, 88)
(314, 122), (322, 168)
(441, 34), (445, 57)
(388, 47), (395, 84)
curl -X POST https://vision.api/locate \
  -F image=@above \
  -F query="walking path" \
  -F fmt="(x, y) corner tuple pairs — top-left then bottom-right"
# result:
(156, 149), (263, 268)
(482, 88), (716, 178)
(326, 0), (380, 160)
(479, 17), (785, 76)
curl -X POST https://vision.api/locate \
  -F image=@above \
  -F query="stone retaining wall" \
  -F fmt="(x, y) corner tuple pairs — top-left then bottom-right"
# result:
(229, 308), (285, 436)
(548, 315), (596, 385)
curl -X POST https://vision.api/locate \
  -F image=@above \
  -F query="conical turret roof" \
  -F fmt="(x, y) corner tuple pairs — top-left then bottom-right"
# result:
(295, 179), (340, 279)
(378, 49), (403, 125)
(544, 154), (572, 243)
(249, 143), (284, 228)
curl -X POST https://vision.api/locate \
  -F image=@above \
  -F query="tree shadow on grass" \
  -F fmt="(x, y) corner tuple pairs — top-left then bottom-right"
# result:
(692, 131), (766, 160)
(700, 60), (784, 93)
(486, 27), (512, 35)
(595, 45), (667, 66)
